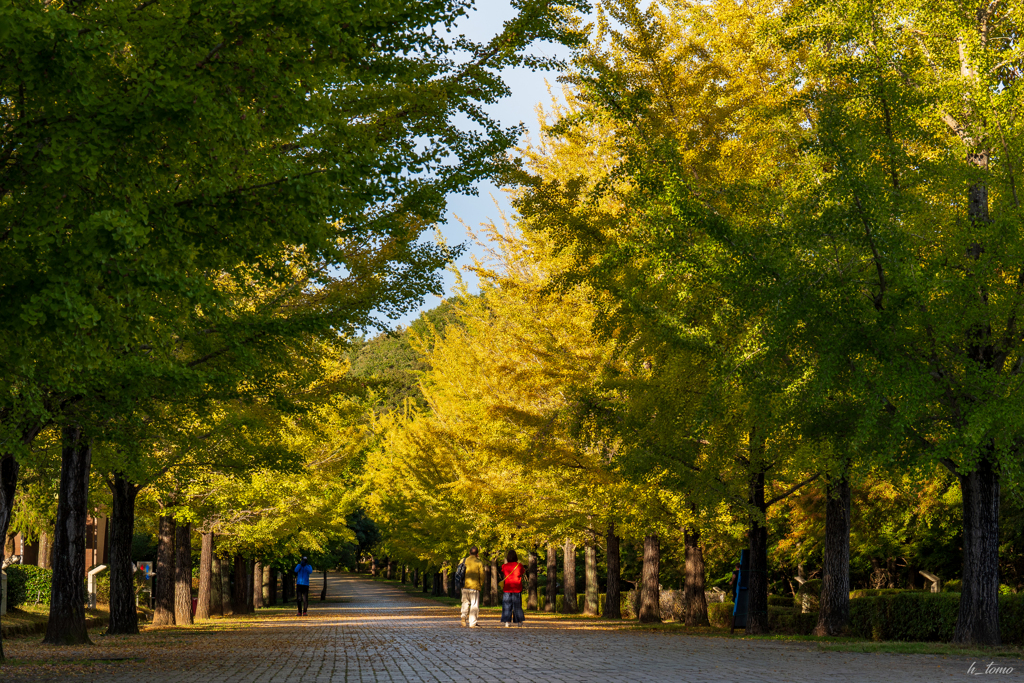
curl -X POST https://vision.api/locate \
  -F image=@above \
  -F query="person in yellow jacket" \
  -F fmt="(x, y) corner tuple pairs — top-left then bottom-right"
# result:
(459, 546), (485, 627)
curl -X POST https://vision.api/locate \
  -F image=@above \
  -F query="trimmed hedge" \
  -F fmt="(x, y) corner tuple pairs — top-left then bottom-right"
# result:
(848, 592), (1024, 644)
(4, 565), (53, 609)
(706, 601), (818, 633)
(768, 595), (794, 607)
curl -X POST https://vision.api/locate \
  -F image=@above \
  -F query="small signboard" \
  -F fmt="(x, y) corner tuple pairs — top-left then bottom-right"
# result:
(731, 549), (750, 632)
(136, 561), (154, 578)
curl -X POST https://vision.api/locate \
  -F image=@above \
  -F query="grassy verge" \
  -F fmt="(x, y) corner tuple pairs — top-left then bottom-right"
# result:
(624, 621), (1024, 658)
(2, 604), (111, 639)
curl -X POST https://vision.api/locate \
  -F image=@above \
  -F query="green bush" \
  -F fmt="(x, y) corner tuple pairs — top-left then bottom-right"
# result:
(769, 606), (818, 634)
(768, 595), (795, 607)
(1000, 594), (1024, 645)
(849, 588), (915, 598)
(848, 592), (960, 642)
(4, 565), (53, 608)
(941, 580), (962, 593)
(848, 592), (1024, 644)
(708, 601), (734, 627)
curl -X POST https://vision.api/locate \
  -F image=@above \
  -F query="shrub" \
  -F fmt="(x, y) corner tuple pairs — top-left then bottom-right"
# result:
(847, 592), (1024, 645)
(769, 606), (818, 634)
(941, 580), (962, 593)
(848, 592), (960, 642)
(4, 565), (53, 608)
(768, 595), (795, 607)
(708, 601), (734, 628)
(849, 588), (915, 598)
(1000, 594), (1024, 645)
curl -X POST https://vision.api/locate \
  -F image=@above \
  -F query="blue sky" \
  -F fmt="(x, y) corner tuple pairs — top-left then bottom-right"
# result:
(385, 1), (576, 329)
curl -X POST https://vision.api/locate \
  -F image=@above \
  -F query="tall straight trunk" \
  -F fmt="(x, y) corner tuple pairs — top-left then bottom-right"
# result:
(814, 475), (851, 636)
(584, 544), (599, 616)
(282, 569), (293, 604)
(320, 568), (327, 601)
(400, 565), (406, 584)
(268, 567), (278, 606)
(252, 559), (263, 609)
(441, 566), (450, 596)
(107, 472), (141, 634)
(386, 559), (393, 580)
(222, 556), (236, 615)
(482, 560), (492, 606)
(746, 467), (770, 635)
(563, 538), (577, 613)
(44, 426), (94, 645)
(370, 555), (377, 576)
(38, 531), (52, 569)
(152, 515), (176, 625)
(245, 557), (255, 612)
(683, 526), (709, 626)
(954, 458), (1001, 645)
(604, 523), (621, 619)
(233, 555), (248, 614)
(212, 555), (225, 615)
(490, 556), (500, 605)
(264, 565), (272, 605)
(174, 522), (193, 625)
(422, 567), (428, 593)
(196, 532), (213, 620)
(527, 546), (539, 610)
(545, 543), (557, 612)
(638, 534), (661, 623)
(0, 452), (20, 660)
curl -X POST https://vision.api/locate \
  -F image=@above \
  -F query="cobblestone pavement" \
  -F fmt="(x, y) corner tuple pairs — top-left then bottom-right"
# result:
(3, 574), (1022, 682)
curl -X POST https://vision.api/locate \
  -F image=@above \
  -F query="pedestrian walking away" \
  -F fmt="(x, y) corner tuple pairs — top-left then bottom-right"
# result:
(458, 545), (485, 627)
(295, 556), (314, 616)
(500, 549), (526, 627)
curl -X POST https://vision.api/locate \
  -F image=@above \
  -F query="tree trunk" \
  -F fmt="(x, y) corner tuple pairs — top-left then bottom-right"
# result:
(683, 526), (709, 626)
(233, 555), (248, 614)
(954, 458), (1001, 645)
(212, 554), (224, 615)
(222, 555), (236, 615)
(282, 569), (292, 604)
(527, 546), (539, 610)
(441, 565), (450, 596)
(268, 567), (277, 606)
(746, 464), (770, 635)
(196, 532), (213, 620)
(563, 538), (577, 613)
(814, 475), (851, 636)
(0, 452), (20, 660)
(43, 426), (93, 645)
(604, 523), (621, 619)
(152, 515), (176, 625)
(174, 522), (193, 625)
(638, 534), (661, 623)
(584, 543), (599, 616)
(245, 557), (255, 613)
(107, 472), (141, 635)
(545, 543), (557, 612)
(38, 530), (52, 569)
(490, 556), (500, 605)
(264, 564), (272, 605)
(320, 568), (327, 601)
(250, 561), (262, 610)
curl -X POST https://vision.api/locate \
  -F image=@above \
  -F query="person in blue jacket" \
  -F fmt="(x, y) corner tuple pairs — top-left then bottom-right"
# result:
(295, 556), (314, 616)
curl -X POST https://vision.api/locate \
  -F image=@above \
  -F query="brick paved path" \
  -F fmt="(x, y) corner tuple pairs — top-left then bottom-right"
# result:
(4, 574), (1022, 682)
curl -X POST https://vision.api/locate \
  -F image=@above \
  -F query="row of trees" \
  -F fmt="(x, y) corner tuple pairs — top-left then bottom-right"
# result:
(0, 0), (584, 660)
(360, 0), (1024, 647)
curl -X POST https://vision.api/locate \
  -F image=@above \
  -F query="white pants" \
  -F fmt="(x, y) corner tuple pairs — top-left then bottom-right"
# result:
(460, 588), (480, 626)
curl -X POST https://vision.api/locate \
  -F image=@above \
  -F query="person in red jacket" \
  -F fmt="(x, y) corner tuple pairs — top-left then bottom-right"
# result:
(500, 549), (526, 627)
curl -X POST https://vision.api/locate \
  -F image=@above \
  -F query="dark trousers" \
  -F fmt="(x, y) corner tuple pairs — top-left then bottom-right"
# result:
(296, 585), (309, 613)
